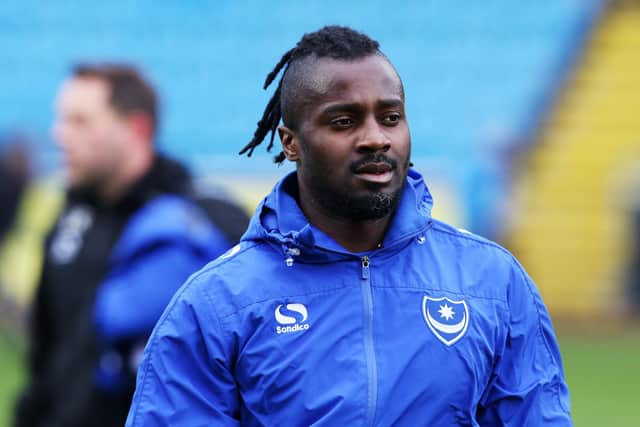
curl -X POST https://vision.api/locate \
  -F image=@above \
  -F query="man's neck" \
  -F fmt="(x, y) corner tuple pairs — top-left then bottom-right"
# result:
(299, 194), (393, 253)
(102, 149), (155, 205)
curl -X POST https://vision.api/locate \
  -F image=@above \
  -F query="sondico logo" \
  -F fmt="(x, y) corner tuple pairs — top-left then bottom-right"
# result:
(275, 303), (310, 334)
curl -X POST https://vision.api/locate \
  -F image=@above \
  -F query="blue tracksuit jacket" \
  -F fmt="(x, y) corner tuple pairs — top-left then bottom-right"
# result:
(92, 194), (232, 391)
(126, 169), (572, 426)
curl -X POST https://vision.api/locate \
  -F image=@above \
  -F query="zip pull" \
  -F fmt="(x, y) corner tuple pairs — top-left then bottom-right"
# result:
(284, 247), (300, 267)
(361, 256), (370, 280)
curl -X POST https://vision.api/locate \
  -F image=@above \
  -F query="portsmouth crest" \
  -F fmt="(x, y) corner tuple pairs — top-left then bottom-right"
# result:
(422, 295), (469, 346)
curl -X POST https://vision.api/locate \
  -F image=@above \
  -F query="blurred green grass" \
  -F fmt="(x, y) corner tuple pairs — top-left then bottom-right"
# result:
(558, 324), (640, 427)
(0, 332), (23, 427)
(0, 324), (638, 427)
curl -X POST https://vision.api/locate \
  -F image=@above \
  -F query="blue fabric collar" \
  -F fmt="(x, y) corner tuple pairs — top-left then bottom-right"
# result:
(243, 168), (433, 257)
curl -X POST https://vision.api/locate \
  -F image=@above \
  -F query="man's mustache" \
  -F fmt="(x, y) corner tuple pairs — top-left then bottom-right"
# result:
(350, 155), (398, 173)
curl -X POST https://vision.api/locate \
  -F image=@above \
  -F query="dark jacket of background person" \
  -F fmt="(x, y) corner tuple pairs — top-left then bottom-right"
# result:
(0, 139), (30, 240)
(0, 163), (26, 238)
(14, 155), (239, 427)
(0, 137), (32, 333)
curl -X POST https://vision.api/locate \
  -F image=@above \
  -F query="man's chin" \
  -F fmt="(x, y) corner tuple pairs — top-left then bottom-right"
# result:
(347, 191), (400, 220)
(66, 176), (83, 190)
(67, 177), (95, 193)
(319, 187), (403, 221)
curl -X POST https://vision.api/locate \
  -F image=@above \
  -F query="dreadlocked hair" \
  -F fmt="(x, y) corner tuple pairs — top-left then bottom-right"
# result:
(239, 25), (381, 163)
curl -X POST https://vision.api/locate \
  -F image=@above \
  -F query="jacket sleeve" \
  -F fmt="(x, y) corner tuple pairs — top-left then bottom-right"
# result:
(93, 195), (231, 343)
(477, 261), (572, 425)
(125, 276), (240, 427)
(93, 243), (209, 342)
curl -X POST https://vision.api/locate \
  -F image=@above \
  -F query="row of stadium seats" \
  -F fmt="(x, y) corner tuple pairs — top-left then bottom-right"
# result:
(509, 1), (640, 316)
(0, 0), (602, 235)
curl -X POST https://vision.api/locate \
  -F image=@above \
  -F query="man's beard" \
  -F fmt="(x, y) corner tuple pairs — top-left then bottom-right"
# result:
(299, 152), (409, 221)
(307, 177), (404, 221)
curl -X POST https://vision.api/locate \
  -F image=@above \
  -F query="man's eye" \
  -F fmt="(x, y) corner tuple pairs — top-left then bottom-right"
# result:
(382, 113), (401, 125)
(331, 117), (354, 128)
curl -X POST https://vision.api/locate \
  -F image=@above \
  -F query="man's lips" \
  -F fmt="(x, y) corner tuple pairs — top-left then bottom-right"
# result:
(354, 162), (393, 175)
(353, 162), (395, 184)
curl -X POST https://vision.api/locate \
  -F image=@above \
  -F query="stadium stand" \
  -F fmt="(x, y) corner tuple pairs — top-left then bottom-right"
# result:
(0, 1), (601, 236)
(2, 1), (616, 318)
(509, 0), (640, 317)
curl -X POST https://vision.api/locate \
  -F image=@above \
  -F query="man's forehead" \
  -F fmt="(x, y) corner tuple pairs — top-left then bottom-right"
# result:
(63, 76), (109, 95)
(57, 77), (111, 111)
(279, 53), (404, 129)
(299, 54), (402, 98)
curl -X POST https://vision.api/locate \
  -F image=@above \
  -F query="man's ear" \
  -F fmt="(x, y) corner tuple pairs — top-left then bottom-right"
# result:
(126, 111), (154, 143)
(278, 125), (299, 162)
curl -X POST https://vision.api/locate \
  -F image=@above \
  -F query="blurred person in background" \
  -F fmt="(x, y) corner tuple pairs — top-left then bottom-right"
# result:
(126, 26), (571, 426)
(14, 63), (247, 427)
(0, 134), (31, 241)
(0, 134), (32, 329)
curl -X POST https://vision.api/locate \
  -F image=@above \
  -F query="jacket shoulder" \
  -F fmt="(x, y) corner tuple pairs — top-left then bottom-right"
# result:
(177, 240), (288, 318)
(427, 218), (526, 299)
(112, 195), (227, 261)
(429, 218), (513, 257)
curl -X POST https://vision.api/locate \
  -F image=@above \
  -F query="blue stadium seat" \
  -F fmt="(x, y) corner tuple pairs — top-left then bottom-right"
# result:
(0, 0), (602, 235)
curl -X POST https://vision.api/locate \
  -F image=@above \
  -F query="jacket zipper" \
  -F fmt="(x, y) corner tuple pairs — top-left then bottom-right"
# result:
(360, 256), (377, 426)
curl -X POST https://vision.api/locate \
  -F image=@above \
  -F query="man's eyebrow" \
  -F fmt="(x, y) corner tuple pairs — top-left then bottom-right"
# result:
(378, 99), (404, 109)
(319, 103), (363, 116)
(319, 98), (404, 115)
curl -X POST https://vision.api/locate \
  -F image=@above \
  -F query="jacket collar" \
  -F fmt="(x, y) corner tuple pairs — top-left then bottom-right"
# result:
(66, 155), (192, 214)
(243, 168), (433, 261)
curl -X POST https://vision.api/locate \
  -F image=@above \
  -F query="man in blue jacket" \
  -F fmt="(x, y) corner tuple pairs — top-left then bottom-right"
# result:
(15, 64), (244, 427)
(127, 26), (572, 426)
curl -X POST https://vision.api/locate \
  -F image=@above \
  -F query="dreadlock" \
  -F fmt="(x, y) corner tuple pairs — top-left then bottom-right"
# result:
(239, 26), (382, 163)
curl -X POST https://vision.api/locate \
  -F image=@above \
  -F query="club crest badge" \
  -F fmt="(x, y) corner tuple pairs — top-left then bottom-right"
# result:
(422, 295), (469, 346)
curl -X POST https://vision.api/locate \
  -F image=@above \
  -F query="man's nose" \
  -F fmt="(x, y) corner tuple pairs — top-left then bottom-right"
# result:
(356, 117), (390, 153)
